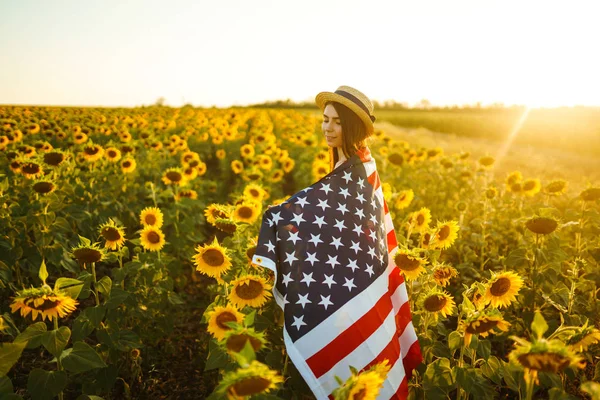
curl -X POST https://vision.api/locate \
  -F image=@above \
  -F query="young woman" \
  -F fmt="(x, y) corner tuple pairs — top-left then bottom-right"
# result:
(252, 86), (422, 400)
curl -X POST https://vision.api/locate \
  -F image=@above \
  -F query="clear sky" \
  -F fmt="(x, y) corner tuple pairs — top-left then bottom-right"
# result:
(1, 0), (599, 108)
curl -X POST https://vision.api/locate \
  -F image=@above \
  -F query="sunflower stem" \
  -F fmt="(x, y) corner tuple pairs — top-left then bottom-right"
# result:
(54, 317), (65, 400)
(531, 234), (540, 312)
(283, 351), (290, 377)
(91, 262), (100, 306)
(480, 199), (487, 271)
(525, 376), (534, 400)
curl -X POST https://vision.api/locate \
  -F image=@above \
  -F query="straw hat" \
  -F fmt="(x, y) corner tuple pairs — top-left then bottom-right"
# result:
(315, 85), (376, 135)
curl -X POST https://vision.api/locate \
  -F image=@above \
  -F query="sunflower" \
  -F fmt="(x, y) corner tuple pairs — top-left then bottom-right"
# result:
(394, 189), (414, 210)
(243, 183), (266, 202)
(43, 150), (66, 167)
(181, 150), (200, 164)
(420, 288), (456, 319)
(140, 207), (164, 228)
(11, 286), (78, 322)
(206, 304), (245, 340)
(182, 165), (198, 181)
(72, 240), (105, 265)
(175, 189), (198, 201)
(478, 155), (495, 168)
(19, 145), (36, 157)
(312, 161), (329, 180)
(73, 132), (88, 144)
(408, 207), (432, 233)
(161, 167), (186, 186)
(32, 178), (57, 195)
(281, 157), (295, 173)
(105, 146), (122, 162)
(544, 180), (568, 196)
(430, 220), (460, 250)
(20, 159), (44, 179)
(216, 360), (283, 399)
(455, 201), (467, 213)
(506, 171), (523, 186)
(485, 186), (497, 200)
(432, 263), (458, 287)
(121, 157), (136, 173)
(216, 149), (226, 160)
(204, 204), (230, 225)
(119, 131), (132, 143)
(193, 237), (233, 278)
(229, 275), (272, 308)
(232, 202), (261, 225)
(98, 218), (126, 250)
(525, 216), (559, 235)
(9, 160), (21, 173)
(521, 178), (541, 197)
(461, 309), (511, 346)
(197, 161), (207, 176)
(332, 360), (390, 400)
(243, 167), (264, 182)
(580, 187), (600, 202)
(393, 249), (427, 280)
(567, 325), (600, 353)
(240, 144), (255, 158)
(231, 159), (244, 174)
(82, 143), (104, 162)
(268, 169), (284, 183)
(222, 326), (267, 354)
(483, 271), (524, 308)
(140, 226), (165, 252)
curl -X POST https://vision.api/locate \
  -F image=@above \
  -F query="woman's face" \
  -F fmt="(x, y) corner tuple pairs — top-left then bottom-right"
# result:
(322, 104), (343, 148)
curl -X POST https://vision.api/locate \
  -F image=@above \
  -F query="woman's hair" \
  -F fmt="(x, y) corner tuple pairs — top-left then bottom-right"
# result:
(326, 101), (371, 167)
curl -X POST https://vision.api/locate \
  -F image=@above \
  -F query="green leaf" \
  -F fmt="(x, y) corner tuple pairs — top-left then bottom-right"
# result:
(477, 339), (491, 361)
(84, 306), (106, 329)
(54, 278), (84, 300)
(0, 342), (27, 377)
(230, 339), (256, 367)
(41, 327), (71, 358)
(581, 381), (600, 400)
(38, 259), (48, 285)
(0, 375), (13, 394)
(244, 310), (256, 327)
(423, 357), (453, 389)
(105, 288), (130, 310)
(167, 291), (184, 305)
(96, 276), (112, 297)
(531, 311), (549, 340)
(26, 369), (67, 400)
(61, 342), (107, 373)
(76, 396), (105, 400)
(14, 322), (47, 349)
(78, 235), (91, 247)
(204, 340), (229, 371)
(448, 331), (461, 352)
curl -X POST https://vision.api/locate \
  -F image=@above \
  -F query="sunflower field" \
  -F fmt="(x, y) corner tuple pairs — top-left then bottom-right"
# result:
(1, 105), (600, 400)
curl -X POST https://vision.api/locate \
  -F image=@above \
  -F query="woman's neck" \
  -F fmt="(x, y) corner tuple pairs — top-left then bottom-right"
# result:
(336, 147), (347, 165)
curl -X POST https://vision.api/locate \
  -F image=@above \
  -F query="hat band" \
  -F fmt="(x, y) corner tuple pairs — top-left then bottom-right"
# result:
(334, 90), (376, 122)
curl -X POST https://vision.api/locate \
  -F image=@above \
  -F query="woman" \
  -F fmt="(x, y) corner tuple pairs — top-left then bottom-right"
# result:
(252, 86), (422, 399)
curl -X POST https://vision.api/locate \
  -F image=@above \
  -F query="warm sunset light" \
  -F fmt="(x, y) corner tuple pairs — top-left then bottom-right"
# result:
(1, 0), (599, 108)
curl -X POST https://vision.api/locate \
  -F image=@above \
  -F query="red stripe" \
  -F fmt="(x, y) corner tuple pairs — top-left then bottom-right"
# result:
(393, 376), (409, 399)
(395, 301), (412, 338)
(383, 199), (389, 214)
(306, 268), (404, 377)
(402, 340), (423, 381)
(387, 228), (398, 252)
(367, 170), (381, 190)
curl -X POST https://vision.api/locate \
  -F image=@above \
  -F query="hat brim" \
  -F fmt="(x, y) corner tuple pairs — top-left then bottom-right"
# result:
(315, 91), (374, 135)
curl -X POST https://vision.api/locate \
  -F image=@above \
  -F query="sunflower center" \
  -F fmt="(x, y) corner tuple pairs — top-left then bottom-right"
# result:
(434, 268), (453, 280)
(416, 214), (425, 225)
(238, 206), (254, 219)
(144, 214), (157, 225)
(107, 150), (118, 158)
(466, 318), (499, 334)
(147, 231), (161, 244)
(424, 294), (448, 312)
(33, 181), (54, 194)
(388, 153), (404, 166)
(517, 352), (570, 373)
(250, 189), (260, 198)
(526, 218), (558, 235)
(226, 334), (262, 353)
(523, 181), (535, 191)
(248, 173), (261, 180)
(235, 280), (263, 300)
(395, 253), (421, 271)
(33, 298), (61, 311)
(490, 277), (511, 296)
(215, 311), (237, 330)
(438, 225), (450, 241)
(246, 246), (256, 260)
(203, 249), (225, 267)
(73, 248), (102, 264)
(166, 171), (182, 182)
(399, 194), (406, 201)
(123, 161), (131, 168)
(85, 146), (99, 155)
(102, 227), (122, 241)
(353, 387), (368, 400)
(22, 163), (41, 174)
(230, 377), (271, 396)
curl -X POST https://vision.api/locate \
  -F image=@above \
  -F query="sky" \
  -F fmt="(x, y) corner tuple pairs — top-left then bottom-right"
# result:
(1, 0), (599, 108)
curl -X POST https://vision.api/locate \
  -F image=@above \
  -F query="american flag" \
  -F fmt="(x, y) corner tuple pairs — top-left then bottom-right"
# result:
(252, 146), (422, 399)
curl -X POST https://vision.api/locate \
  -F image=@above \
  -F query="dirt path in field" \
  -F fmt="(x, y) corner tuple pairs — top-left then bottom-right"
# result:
(377, 121), (600, 188)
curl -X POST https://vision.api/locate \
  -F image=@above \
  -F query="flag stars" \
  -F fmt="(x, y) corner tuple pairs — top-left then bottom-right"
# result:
(342, 171), (353, 183)
(355, 208), (365, 219)
(325, 255), (340, 269)
(352, 223), (363, 237)
(319, 295), (334, 310)
(296, 293), (312, 309)
(336, 202), (349, 215)
(281, 272), (294, 287)
(330, 236), (344, 250)
(313, 215), (326, 228)
(301, 272), (316, 287)
(296, 197), (310, 207)
(291, 315), (307, 330)
(284, 251), (299, 265)
(334, 219), (347, 232)
(322, 274), (337, 288)
(317, 199), (331, 211)
(306, 251), (320, 266)
(271, 211), (283, 225)
(265, 240), (275, 253)
(320, 183), (333, 195)
(356, 193), (366, 204)
(357, 177), (365, 189)
(365, 263), (375, 277)
(347, 258), (359, 272)
(369, 213), (378, 225)
(308, 233), (323, 246)
(367, 246), (377, 259)
(340, 187), (351, 199)
(343, 277), (357, 291)
(288, 231), (302, 245)
(291, 213), (306, 226)
(369, 229), (377, 241)
(350, 241), (362, 254)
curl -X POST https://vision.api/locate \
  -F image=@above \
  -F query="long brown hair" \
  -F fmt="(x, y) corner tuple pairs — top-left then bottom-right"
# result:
(326, 101), (372, 168)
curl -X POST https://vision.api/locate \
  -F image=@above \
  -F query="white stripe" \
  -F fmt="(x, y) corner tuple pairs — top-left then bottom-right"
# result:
(283, 328), (330, 400)
(391, 281), (409, 312)
(400, 321), (418, 360)
(377, 352), (407, 399)
(293, 264), (392, 358)
(317, 309), (398, 395)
